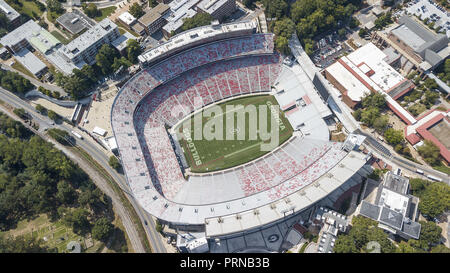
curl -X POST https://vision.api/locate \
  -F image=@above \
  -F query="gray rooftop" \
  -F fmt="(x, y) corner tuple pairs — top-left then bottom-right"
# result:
(379, 206), (404, 230)
(0, 0), (20, 22)
(197, 0), (231, 14)
(392, 16), (449, 66)
(56, 10), (96, 35)
(401, 220), (421, 239)
(14, 48), (47, 75)
(111, 32), (135, 52)
(60, 18), (118, 60)
(162, 0), (198, 34)
(0, 20), (41, 48)
(383, 171), (409, 195)
(360, 201), (381, 220)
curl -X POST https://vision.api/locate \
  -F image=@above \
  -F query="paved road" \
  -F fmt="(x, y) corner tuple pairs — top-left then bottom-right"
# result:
(0, 87), (167, 252)
(353, 128), (449, 184)
(0, 101), (148, 252)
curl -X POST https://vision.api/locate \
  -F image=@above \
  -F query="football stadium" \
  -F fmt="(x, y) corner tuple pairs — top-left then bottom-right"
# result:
(111, 21), (370, 244)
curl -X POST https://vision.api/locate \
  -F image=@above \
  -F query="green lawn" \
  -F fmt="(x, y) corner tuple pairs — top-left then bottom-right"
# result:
(11, 61), (36, 79)
(6, 0), (44, 19)
(114, 20), (138, 37)
(94, 6), (117, 22)
(433, 162), (450, 175)
(50, 30), (70, 45)
(176, 95), (293, 173)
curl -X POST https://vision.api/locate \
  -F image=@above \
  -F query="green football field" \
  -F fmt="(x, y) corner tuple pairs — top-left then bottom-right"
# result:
(175, 95), (293, 173)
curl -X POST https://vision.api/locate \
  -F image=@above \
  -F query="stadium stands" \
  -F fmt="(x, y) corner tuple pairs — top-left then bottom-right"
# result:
(111, 31), (366, 233)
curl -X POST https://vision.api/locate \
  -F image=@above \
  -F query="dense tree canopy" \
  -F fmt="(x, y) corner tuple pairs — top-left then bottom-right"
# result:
(83, 3), (100, 18)
(181, 13), (213, 32)
(96, 44), (120, 75)
(129, 3), (144, 19)
(273, 18), (295, 54)
(92, 217), (114, 242)
(0, 113), (113, 239)
(334, 216), (394, 253)
(417, 140), (441, 166)
(0, 234), (56, 253)
(383, 128), (403, 145)
(126, 39), (142, 64)
(0, 69), (34, 95)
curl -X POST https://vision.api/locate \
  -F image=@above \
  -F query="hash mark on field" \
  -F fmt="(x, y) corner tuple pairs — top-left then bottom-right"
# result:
(224, 141), (263, 159)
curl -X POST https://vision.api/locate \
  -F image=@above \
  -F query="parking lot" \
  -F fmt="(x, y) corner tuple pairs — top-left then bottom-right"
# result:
(405, 0), (450, 37)
(311, 31), (352, 69)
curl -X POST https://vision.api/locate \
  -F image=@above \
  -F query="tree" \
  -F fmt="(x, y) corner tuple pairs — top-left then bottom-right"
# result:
(395, 241), (418, 253)
(47, 110), (59, 121)
(56, 180), (77, 205)
(181, 13), (213, 32)
(373, 115), (388, 133)
(417, 140), (441, 166)
(109, 155), (121, 171)
(112, 57), (132, 72)
(334, 234), (359, 253)
(62, 208), (91, 235)
(419, 221), (442, 249)
(13, 108), (27, 120)
(409, 178), (431, 197)
(361, 92), (386, 109)
(275, 36), (290, 55)
(358, 27), (368, 37)
(419, 182), (450, 218)
(148, 0), (157, 8)
(47, 128), (70, 145)
(92, 217), (114, 242)
(96, 44), (119, 75)
(46, 0), (64, 14)
(360, 107), (379, 126)
(383, 128), (403, 145)
(273, 17), (295, 39)
(0, 69), (34, 94)
(126, 39), (141, 64)
(83, 3), (100, 18)
(337, 28), (346, 38)
(0, 234), (55, 253)
(430, 244), (450, 253)
(129, 3), (144, 18)
(35, 104), (46, 114)
(423, 90), (439, 107)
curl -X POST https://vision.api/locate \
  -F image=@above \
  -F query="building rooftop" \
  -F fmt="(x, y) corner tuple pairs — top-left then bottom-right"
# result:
(392, 15), (449, 67)
(60, 18), (118, 61)
(14, 48), (47, 75)
(111, 31), (135, 52)
(162, 0), (198, 34)
(138, 3), (170, 26)
(197, 0), (230, 14)
(118, 11), (137, 26)
(56, 10), (96, 35)
(0, 20), (60, 54)
(326, 42), (417, 125)
(0, 20), (41, 48)
(359, 171), (421, 239)
(0, 0), (20, 22)
(383, 172), (409, 195)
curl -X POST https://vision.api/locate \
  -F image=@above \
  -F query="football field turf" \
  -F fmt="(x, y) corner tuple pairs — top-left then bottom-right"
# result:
(175, 95), (293, 173)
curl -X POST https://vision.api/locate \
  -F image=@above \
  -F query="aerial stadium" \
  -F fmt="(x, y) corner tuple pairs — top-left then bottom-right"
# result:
(111, 20), (370, 247)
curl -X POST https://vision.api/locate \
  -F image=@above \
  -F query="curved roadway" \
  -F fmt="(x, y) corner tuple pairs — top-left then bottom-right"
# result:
(0, 87), (167, 253)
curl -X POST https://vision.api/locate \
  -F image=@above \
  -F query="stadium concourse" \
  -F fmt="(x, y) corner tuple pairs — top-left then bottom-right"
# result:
(111, 21), (369, 239)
